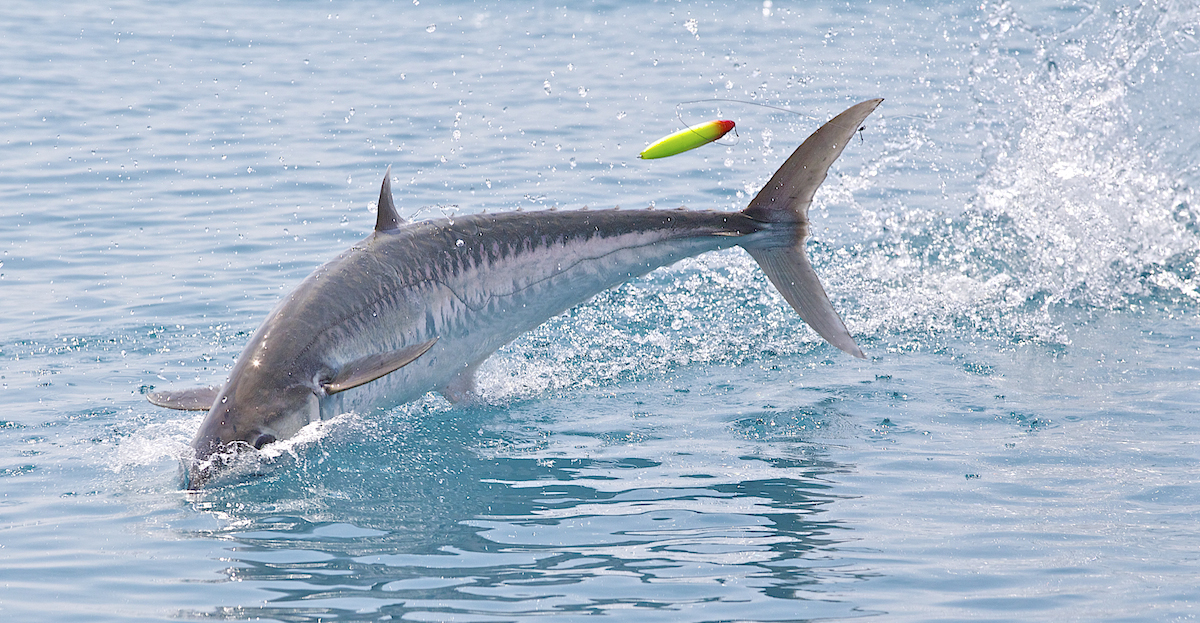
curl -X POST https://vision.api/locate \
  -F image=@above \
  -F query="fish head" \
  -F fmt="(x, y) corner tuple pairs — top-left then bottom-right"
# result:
(185, 374), (320, 489)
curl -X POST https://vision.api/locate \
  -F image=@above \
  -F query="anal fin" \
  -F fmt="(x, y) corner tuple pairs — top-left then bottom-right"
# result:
(439, 359), (483, 404)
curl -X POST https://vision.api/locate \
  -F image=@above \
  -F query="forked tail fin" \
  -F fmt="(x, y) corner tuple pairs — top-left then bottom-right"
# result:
(741, 98), (882, 359)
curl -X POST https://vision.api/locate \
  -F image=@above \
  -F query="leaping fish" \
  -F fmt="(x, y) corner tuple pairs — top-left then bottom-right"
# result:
(149, 98), (882, 488)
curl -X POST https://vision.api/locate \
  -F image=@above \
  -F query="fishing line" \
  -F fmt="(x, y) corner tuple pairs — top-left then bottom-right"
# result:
(675, 97), (922, 142)
(673, 101), (741, 147)
(675, 98), (824, 147)
(678, 98), (820, 121)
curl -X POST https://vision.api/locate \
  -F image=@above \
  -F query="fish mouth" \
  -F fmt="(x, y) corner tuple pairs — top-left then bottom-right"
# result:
(181, 441), (255, 490)
(180, 459), (204, 490)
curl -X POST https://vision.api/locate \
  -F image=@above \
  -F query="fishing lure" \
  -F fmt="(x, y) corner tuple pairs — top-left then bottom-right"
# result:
(638, 119), (736, 159)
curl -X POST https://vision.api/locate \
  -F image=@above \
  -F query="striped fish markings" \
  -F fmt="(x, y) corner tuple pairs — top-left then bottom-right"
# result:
(149, 99), (882, 488)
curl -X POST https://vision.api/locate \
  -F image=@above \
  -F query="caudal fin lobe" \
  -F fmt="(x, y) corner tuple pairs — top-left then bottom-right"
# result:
(741, 98), (883, 359)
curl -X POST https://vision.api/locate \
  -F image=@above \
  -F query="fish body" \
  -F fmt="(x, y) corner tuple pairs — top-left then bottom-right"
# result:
(149, 99), (883, 488)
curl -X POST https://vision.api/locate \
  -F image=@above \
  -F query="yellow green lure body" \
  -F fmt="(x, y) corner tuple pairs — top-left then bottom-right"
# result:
(638, 119), (736, 159)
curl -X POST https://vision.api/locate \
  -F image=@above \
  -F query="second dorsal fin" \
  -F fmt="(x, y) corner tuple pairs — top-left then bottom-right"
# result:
(375, 166), (403, 232)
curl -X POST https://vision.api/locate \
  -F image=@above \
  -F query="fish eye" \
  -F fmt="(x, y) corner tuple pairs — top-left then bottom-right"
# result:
(252, 433), (276, 450)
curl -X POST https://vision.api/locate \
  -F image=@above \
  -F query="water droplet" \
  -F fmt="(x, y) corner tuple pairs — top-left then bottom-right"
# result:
(569, 157), (577, 168)
(543, 80), (552, 95)
(455, 239), (464, 247)
(452, 129), (461, 141)
(684, 18), (699, 36)
(577, 86), (587, 97)
(485, 179), (492, 188)
(426, 24), (436, 33)
(616, 111), (627, 120)
(567, 63), (574, 71)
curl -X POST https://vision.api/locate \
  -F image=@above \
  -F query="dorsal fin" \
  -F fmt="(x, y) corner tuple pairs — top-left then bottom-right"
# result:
(375, 166), (403, 232)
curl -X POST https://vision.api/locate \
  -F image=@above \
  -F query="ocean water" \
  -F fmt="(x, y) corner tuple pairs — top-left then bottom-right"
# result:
(2, 0), (1199, 620)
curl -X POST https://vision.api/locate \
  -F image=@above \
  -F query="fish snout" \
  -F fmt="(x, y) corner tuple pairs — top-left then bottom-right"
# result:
(186, 421), (277, 489)
(183, 384), (317, 488)
(184, 435), (248, 489)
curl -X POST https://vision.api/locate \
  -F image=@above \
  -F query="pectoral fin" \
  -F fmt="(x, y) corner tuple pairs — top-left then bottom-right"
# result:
(147, 386), (221, 411)
(322, 337), (438, 395)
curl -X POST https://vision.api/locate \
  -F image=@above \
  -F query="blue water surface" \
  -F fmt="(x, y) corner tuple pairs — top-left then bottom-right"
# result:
(2, 1), (1200, 621)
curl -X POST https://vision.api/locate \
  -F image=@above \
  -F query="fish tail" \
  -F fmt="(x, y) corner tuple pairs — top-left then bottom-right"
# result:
(739, 99), (882, 359)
